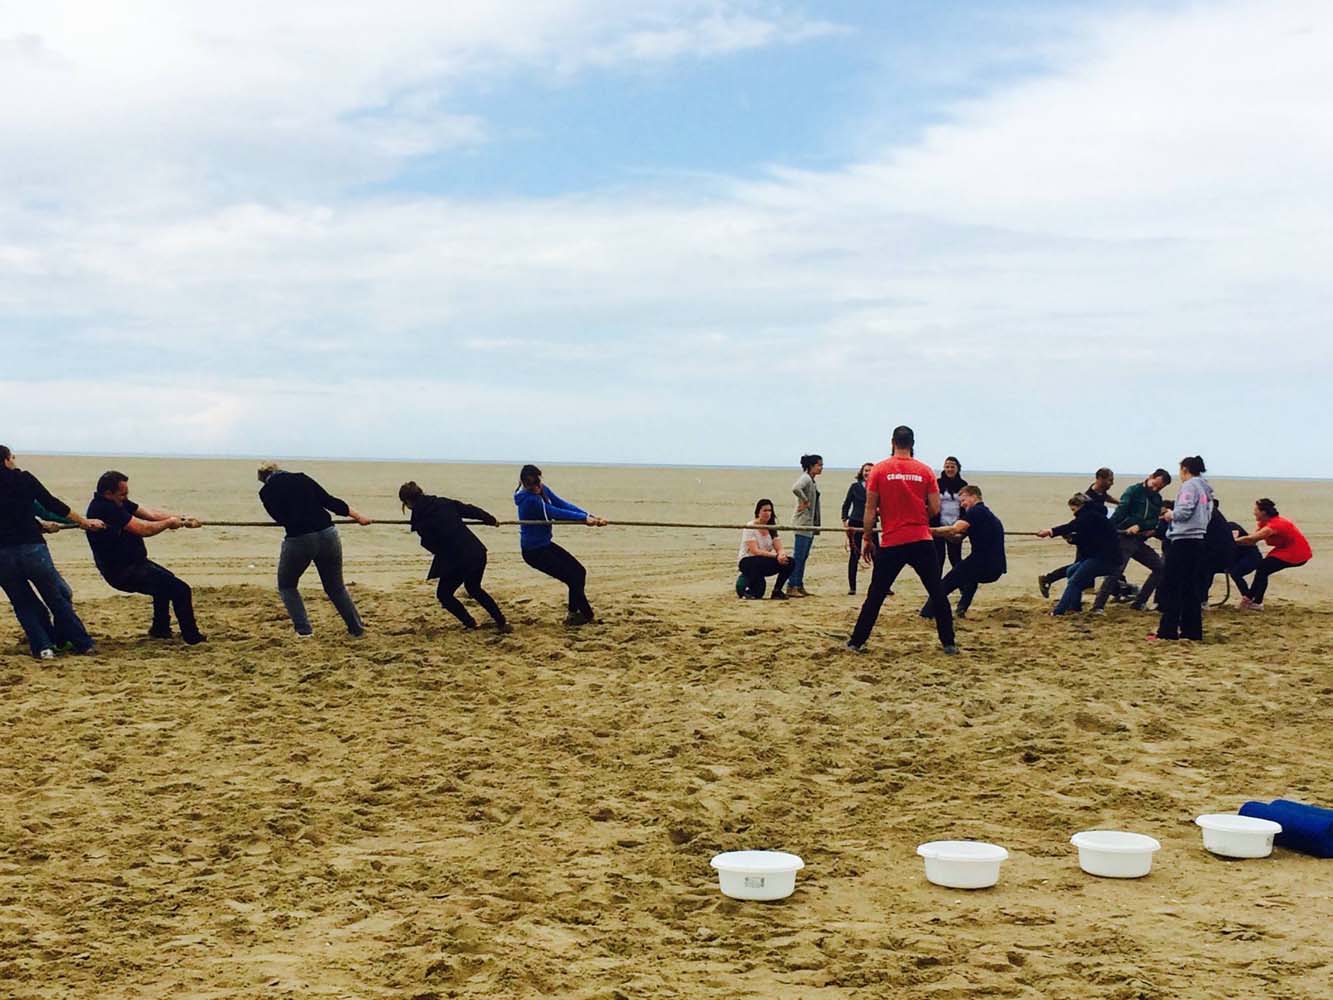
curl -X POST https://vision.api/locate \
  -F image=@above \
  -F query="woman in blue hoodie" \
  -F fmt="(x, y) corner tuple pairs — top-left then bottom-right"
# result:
(1153, 456), (1214, 641)
(514, 464), (606, 625)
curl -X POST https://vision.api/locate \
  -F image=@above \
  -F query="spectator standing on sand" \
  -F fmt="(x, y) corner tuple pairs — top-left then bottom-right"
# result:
(920, 484), (1006, 620)
(514, 465), (606, 626)
(1037, 492), (1120, 616)
(840, 463), (872, 596)
(400, 481), (511, 633)
(847, 426), (956, 655)
(86, 470), (206, 645)
(736, 498), (793, 600)
(787, 454), (822, 597)
(1092, 468), (1171, 613)
(1234, 499), (1312, 610)
(1152, 456), (1214, 642)
(0, 446), (103, 659)
(258, 462), (370, 638)
(933, 457), (968, 572)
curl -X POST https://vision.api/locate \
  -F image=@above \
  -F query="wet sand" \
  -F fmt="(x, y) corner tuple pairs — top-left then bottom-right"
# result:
(3, 457), (1331, 998)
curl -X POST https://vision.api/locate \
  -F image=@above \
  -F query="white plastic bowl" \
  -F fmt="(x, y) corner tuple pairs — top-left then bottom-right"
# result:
(916, 841), (1008, 889)
(1070, 830), (1161, 878)
(1195, 814), (1282, 858)
(710, 850), (805, 900)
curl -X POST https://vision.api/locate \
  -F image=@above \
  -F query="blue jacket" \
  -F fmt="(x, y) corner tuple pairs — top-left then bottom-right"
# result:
(514, 484), (588, 550)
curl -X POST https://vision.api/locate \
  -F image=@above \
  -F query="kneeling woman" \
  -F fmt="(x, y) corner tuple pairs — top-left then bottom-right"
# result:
(513, 465), (606, 625)
(737, 498), (793, 599)
(399, 481), (510, 633)
(1234, 498), (1312, 609)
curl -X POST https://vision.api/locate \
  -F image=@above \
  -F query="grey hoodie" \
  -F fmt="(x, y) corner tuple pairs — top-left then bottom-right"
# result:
(1167, 476), (1214, 540)
(792, 472), (821, 538)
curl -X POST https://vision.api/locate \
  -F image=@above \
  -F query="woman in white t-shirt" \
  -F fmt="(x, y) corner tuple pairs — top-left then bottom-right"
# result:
(736, 498), (793, 600)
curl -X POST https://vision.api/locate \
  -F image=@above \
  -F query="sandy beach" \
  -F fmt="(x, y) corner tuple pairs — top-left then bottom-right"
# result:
(3, 456), (1331, 998)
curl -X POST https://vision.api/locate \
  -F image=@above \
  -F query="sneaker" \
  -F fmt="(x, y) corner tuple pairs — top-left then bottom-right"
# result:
(74, 644), (97, 656)
(1242, 602), (1264, 612)
(847, 589), (856, 596)
(295, 627), (315, 638)
(38, 648), (56, 661)
(182, 632), (207, 646)
(735, 574), (747, 598)
(1238, 596), (1254, 609)
(492, 622), (514, 634)
(769, 590), (788, 601)
(942, 645), (959, 656)
(844, 641), (867, 654)
(741, 593), (761, 601)
(1037, 575), (1051, 600)
(1093, 609), (1106, 616)
(148, 627), (173, 640)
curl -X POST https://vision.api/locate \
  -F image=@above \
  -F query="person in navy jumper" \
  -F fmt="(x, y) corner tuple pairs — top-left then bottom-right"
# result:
(514, 465), (606, 625)
(920, 485), (1007, 620)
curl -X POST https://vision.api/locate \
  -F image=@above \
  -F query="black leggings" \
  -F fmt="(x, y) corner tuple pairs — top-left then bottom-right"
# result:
(435, 554), (506, 629)
(846, 526), (863, 592)
(1248, 556), (1304, 604)
(850, 539), (954, 649)
(738, 555), (793, 598)
(1157, 538), (1204, 641)
(522, 543), (593, 619)
(107, 560), (199, 638)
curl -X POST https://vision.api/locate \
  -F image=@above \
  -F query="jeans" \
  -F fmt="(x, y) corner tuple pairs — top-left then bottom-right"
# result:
(921, 556), (1002, 618)
(850, 539), (954, 649)
(0, 543), (93, 656)
(434, 554), (506, 628)
(1228, 547), (1263, 598)
(107, 559), (200, 639)
(1157, 538), (1204, 640)
(1093, 535), (1163, 611)
(789, 534), (814, 589)
(738, 555), (794, 598)
(522, 542), (594, 619)
(1053, 556), (1115, 615)
(277, 527), (363, 635)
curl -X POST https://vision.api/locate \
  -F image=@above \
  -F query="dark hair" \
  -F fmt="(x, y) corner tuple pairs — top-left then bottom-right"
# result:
(892, 425), (915, 449)
(1256, 497), (1279, 518)
(1095, 467), (1113, 481)
(960, 484), (982, 499)
(1068, 492), (1088, 507)
(943, 456), (961, 471)
(1180, 456), (1206, 476)
(0, 445), (10, 463)
(1152, 468), (1172, 486)
(856, 462), (872, 483)
(399, 481), (424, 511)
(96, 470), (128, 495)
(519, 464), (542, 487)
(753, 497), (779, 537)
(800, 454), (822, 472)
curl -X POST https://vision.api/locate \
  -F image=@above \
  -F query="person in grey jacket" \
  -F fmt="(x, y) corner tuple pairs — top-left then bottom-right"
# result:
(788, 454), (822, 596)
(1152, 456), (1214, 641)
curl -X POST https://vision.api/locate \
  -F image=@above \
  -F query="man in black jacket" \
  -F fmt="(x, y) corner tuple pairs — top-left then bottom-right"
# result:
(258, 462), (371, 638)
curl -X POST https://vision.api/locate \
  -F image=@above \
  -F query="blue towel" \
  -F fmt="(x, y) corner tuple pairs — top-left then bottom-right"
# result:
(1239, 800), (1333, 859)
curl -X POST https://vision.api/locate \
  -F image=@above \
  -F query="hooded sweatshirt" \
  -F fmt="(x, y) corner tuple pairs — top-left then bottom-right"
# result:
(514, 484), (589, 550)
(1167, 476), (1214, 541)
(409, 493), (495, 578)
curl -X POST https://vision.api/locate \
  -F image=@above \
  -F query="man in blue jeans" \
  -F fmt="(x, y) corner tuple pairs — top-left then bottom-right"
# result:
(1037, 493), (1120, 615)
(0, 445), (104, 659)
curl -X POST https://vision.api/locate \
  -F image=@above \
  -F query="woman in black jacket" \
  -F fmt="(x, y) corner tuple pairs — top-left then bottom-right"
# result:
(1037, 493), (1120, 615)
(840, 463), (873, 595)
(399, 481), (510, 633)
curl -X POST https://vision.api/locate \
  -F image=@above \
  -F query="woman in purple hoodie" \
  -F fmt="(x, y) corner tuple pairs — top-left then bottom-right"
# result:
(513, 464), (606, 626)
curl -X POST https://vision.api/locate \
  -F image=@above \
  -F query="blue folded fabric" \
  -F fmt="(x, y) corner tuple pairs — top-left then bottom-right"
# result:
(1239, 800), (1333, 858)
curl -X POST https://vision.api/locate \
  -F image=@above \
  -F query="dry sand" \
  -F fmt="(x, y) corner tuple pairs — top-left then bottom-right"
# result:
(3, 456), (1331, 998)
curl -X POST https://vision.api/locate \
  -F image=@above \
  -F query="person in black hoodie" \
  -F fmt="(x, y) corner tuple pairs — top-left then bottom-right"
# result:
(1037, 467), (1116, 598)
(1, 446), (104, 658)
(258, 462), (371, 638)
(1038, 492), (1120, 615)
(399, 481), (510, 634)
(840, 463), (873, 595)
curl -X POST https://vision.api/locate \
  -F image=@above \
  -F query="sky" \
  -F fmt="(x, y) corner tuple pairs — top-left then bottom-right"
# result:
(3, 0), (1332, 477)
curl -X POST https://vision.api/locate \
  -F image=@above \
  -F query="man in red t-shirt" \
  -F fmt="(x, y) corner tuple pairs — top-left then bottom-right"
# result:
(847, 425), (957, 654)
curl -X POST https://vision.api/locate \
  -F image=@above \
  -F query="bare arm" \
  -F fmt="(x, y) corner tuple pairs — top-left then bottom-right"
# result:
(1236, 526), (1273, 546)
(125, 515), (183, 537)
(931, 519), (970, 540)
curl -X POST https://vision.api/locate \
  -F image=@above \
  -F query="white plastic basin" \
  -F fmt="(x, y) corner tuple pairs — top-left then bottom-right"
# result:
(1195, 814), (1282, 858)
(710, 850), (805, 900)
(1070, 830), (1161, 878)
(916, 841), (1008, 889)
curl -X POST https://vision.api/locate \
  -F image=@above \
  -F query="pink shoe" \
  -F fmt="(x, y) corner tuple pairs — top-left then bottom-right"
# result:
(1238, 596), (1253, 609)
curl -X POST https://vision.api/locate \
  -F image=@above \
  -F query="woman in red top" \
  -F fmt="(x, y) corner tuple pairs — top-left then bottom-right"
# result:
(1235, 498), (1312, 609)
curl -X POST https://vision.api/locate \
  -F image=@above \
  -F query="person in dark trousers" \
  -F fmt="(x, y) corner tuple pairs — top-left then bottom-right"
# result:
(840, 463), (872, 595)
(932, 457), (968, 572)
(400, 481), (511, 633)
(920, 485), (1006, 620)
(736, 498), (793, 599)
(1234, 498), (1313, 609)
(514, 465), (606, 625)
(847, 426), (957, 655)
(1224, 516), (1262, 601)
(86, 470), (206, 644)
(1092, 468), (1171, 613)
(1152, 456), (1214, 641)
(258, 462), (370, 638)
(1037, 467), (1116, 598)
(1, 446), (104, 659)
(1038, 492), (1120, 615)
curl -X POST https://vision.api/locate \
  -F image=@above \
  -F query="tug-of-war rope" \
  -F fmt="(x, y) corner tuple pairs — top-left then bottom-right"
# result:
(56, 519), (1054, 535)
